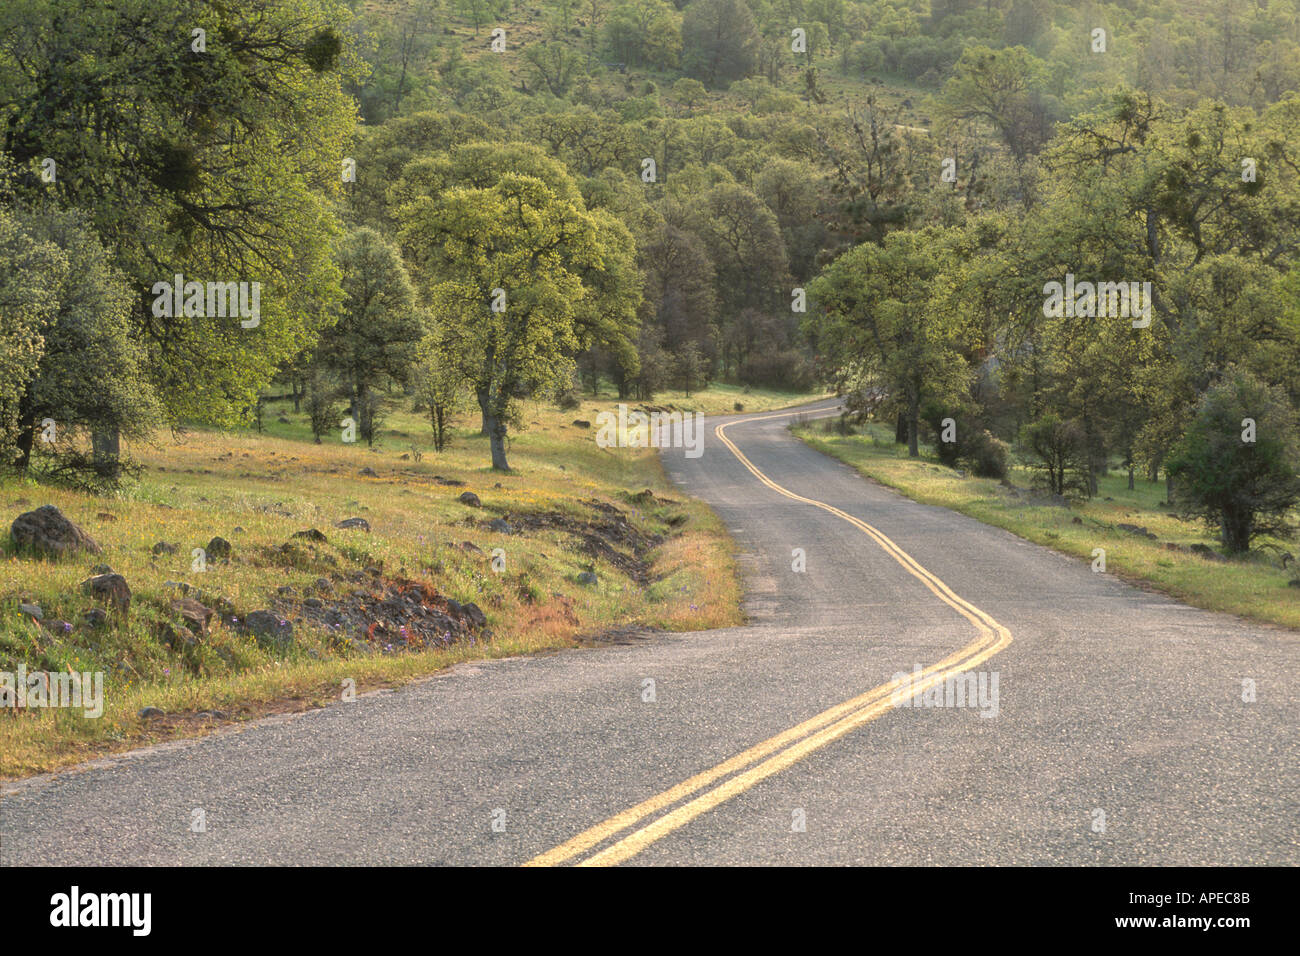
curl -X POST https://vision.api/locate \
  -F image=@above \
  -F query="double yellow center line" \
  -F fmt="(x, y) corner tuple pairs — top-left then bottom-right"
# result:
(525, 409), (1013, 866)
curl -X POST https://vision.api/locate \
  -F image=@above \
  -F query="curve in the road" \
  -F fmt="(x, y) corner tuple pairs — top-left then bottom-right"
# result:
(527, 408), (1014, 866)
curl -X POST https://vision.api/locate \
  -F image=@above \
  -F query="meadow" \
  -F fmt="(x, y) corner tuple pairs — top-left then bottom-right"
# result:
(0, 384), (815, 777)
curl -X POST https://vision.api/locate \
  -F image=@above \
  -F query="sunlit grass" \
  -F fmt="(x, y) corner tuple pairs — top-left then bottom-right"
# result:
(795, 422), (1300, 633)
(0, 384), (816, 777)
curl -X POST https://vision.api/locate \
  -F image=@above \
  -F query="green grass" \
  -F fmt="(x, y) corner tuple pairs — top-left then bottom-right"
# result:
(794, 419), (1300, 633)
(0, 383), (821, 778)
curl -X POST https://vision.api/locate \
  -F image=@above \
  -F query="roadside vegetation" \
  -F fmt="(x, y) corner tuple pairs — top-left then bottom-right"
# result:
(1, 383), (815, 778)
(796, 416), (1300, 631)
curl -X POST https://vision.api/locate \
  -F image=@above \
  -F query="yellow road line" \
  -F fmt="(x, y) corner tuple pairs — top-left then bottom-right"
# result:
(525, 408), (1012, 866)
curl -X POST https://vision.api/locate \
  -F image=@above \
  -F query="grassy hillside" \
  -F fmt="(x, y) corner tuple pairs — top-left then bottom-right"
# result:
(0, 385), (816, 778)
(796, 419), (1300, 632)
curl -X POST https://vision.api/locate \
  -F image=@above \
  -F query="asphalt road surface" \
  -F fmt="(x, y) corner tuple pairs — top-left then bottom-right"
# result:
(3, 399), (1297, 865)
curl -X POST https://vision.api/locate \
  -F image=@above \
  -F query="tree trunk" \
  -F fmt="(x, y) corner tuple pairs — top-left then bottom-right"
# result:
(477, 388), (490, 436)
(895, 410), (908, 444)
(92, 428), (120, 466)
(14, 419), (36, 472)
(1165, 471), (1174, 505)
(1128, 465), (1135, 491)
(907, 397), (920, 458)
(486, 410), (510, 471)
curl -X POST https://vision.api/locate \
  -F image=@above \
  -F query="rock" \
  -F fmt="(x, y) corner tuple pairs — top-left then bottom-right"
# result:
(151, 541), (179, 555)
(572, 419), (591, 428)
(277, 585), (295, 596)
(488, 518), (512, 534)
(577, 571), (598, 586)
(1288, 579), (1300, 589)
(243, 610), (294, 648)
(313, 577), (333, 593)
(433, 475), (466, 487)
(80, 573), (131, 615)
(335, 517), (370, 532)
(1117, 523), (1157, 540)
(82, 608), (108, 628)
(399, 453), (410, 460)
(1190, 543), (1227, 562)
(461, 602), (487, 628)
(139, 707), (166, 719)
(44, 619), (72, 636)
(458, 491), (482, 508)
(1071, 516), (1082, 524)
(171, 598), (214, 634)
(292, 528), (329, 543)
(359, 467), (378, 477)
(96, 512), (117, 522)
(89, 563), (114, 576)
(460, 541), (484, 556)
(206, 536), (233, 562)
(232, 526), (246, 534)
(10, 505), (102, 559)
(19, 603), (42, 621)
(158, 621), (197, 650)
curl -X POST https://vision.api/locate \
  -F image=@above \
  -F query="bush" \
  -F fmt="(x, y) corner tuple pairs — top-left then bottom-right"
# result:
(737, 349), (816, 391)
(968, 429), (1009, 479)
(1018, 413), (1090, 496)
(1166, 370), (1300, 553)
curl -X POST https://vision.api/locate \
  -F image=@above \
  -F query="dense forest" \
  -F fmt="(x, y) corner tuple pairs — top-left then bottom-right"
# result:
(2, 0), (1298, 548)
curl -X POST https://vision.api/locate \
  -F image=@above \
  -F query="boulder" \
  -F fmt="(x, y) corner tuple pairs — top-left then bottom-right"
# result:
(488, 518), (512, 534)
(577, 571), (598, 586)
(80, 573), (131, 615)
(458, 491), (482, 508)
(10, 505), (101, 558)
(206, 536), (233, 562)
(19, 603), (42, 621)
(158, 621), (197, 650)
(335, 517), (370, 532)
(151, 541), (179, 555)
(243, 610), (294, 648)
(461, 602), (487, 628)
(171, 597), (214, 635)
(292, 528), (329, 543)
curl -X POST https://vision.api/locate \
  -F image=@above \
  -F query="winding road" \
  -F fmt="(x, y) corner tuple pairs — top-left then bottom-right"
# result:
(3, 399), (1297, 865)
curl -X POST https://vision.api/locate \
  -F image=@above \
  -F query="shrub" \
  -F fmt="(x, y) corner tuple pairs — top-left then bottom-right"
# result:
(1018, 413), (1090, 496)
(1166, 370), (1300, 553)
(737, 349), (815, 391)
(968, 429), (1009, 479)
